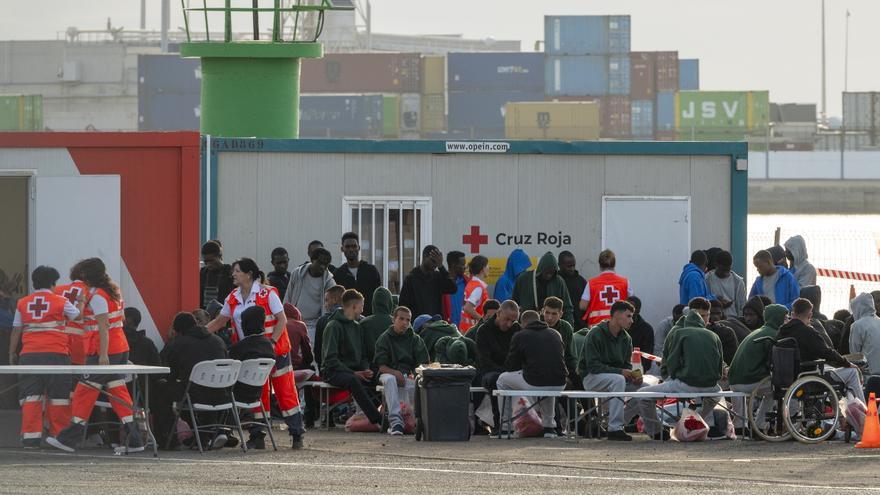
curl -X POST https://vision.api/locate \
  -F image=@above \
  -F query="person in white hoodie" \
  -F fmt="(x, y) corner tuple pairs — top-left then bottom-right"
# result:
(849, 292), (880, 377)
(784, 235), (817, 288)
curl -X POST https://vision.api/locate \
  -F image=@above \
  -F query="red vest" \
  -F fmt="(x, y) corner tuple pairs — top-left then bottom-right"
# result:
(84, 287), (129, 356)
(225, 284), (290, 356)
(584, 272), (629, 326)
(55, 281), (90, 364)
(17, 291), (70, 355)
(459, 277), (488, 332)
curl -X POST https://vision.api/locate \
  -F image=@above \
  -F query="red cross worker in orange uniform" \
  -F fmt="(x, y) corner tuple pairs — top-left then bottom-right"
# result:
(580, 250), (633, 327)
(54, 262), (91, 366)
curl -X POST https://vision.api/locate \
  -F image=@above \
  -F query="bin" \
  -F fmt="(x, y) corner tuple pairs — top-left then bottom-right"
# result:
(415, 365), (476, 441)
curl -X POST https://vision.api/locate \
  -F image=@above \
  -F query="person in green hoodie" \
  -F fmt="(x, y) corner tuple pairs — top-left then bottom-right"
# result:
(359, 287), (395, 359)
(321, 289), (382, 426)
(512, 251), (574, 325)
(434, 335), (477, 366)
(637, 297), (725, 440)
(374, 306), (429, 435)
(418, 319), (462, 361)
(728, 304), (788, 434)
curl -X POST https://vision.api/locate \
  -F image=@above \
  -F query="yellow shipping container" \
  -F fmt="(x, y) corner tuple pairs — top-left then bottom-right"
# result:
(421, 55), (445, 94)
(420, 93), (446, 133)
(504, 101), (600, 140)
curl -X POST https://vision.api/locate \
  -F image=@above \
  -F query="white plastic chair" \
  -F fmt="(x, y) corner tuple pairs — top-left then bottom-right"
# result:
(233, 358), (278, 451)
(167, 359), (244, 453)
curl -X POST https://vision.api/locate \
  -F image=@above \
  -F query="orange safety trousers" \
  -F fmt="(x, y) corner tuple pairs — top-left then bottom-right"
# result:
(254, 353), (300, 421)
(70, 352), (134, 426)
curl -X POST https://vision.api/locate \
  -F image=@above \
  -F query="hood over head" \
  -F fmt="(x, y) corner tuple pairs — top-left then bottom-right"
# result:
(784, 235), (809, 266)
(683, 310), (707, 328)
(447, 339), (469, 365)
(851, 292), (878, 321)
(762, 304), (789, 330)
(799, 285), (822, 314)
(536, 251), (559, 274)
(767, 245), (787, 266)
(284, 302), (302, 321)
(503, 249), (532, 279)
(371, 287), (394, 316)
(744, 296), (765, 318)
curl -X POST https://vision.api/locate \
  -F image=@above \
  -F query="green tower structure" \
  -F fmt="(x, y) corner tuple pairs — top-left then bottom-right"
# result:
(179, 1), (353, 138)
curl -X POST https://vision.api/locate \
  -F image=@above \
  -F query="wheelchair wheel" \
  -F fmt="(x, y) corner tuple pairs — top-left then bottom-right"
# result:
(748, 379), (791, 442)
(783, 375), (840, 444)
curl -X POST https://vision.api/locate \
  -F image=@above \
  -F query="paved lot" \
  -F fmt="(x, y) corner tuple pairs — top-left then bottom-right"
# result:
(1, 430), (879, 494)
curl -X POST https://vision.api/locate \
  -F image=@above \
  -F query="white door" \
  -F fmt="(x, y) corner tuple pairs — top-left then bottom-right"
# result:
(603, 196), (691, 329)
(34, 176), (121, 285)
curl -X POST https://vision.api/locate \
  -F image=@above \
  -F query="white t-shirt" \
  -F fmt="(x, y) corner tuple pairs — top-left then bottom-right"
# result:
(12, 289), (79, 326)
(580, 271), (634, 302)
(88, 291), (110, 316)
(466, 276), (485, 306)
(220, 282), (283, 332)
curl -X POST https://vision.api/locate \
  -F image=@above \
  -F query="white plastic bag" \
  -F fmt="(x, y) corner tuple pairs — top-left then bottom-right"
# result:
(845, 396), (867, 436)
(672, 407), (708, 442)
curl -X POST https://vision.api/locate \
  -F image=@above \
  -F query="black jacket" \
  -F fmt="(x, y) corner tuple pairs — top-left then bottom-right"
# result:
(267, 270), (290, 301)
(707, 321), (740, 367)
(560, 270), (588, 329)
(229, 335), (276, 403)
(723, 317), (752, 343)
(778, 318), (851, 368)
(123, 325), (160, 367)
(626, 315), (655, 369)
(333, 262), (382, 316)
(160, 326), (228, 403)
(505, 320), (567, 387)
(476, 314), (521, 374)
(199, 264), (234, 310)
(398, 265), (457, 318)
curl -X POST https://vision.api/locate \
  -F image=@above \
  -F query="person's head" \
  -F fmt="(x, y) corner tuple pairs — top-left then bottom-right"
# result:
(309, 248), (333, 277)
(672, 304), (686, 321)
(421, 245), (441, 271)
(79, 257), (120, 302)
(341, 232), (360, 264)
(627, 295), (642, 316)
(752, 250), (777, 277)
(324, 285), (345, 310)
(31, 265), (60, 290)
(232, 258), (263, 287)
(241, 305), (266, 337)
(541, 296), (564, 327)
(609, 300), (635, 331)
(496, 300), (520, 331)
(558, 251), (577, 277)
(767, 245), (788, 268)
(713, 250), (733, 278)
(539, 252), (558, 281)
(172, 311), (197, 336)
(791, 298), (813, 324)
(483, 299), (501, 319)
(307, 240), (324, 258)
(270, 247), (289, 274)
(709, 299), (724, 323)
(468, 255), (489, 278)
(341, 289), (364, 318)
(123, 307), (142, 329)
(833, 309), (852, 322)
(690, 250), (708, 271)
(191, 308), (210, 326)
(447, 251), (466, 277)
(520, 310), (540, 326)
(742, 297), (765, 329)
(201, 240), (223, 269)
(392, 306), (412, 334)
(598, 249), (616, 271)
(688, 297), (711, 325)
(69, 260), (86, 283)
(705, 247), (723, 271)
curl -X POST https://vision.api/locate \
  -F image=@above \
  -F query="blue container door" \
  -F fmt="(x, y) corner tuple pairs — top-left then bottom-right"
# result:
(607, 16), (631, 53)
(545, 16), (606, 56)
(679, 59), (699, 90)
(138, 93), (200, 131)
(447, 53), (545, 92)
(545, 56), (608, 96)
(448, 90), (544, 138)
(656, 91), (676, 131)
(138, 55), (201, 95)
(607, 55), (630, 95)
(630, 100), (654, 137)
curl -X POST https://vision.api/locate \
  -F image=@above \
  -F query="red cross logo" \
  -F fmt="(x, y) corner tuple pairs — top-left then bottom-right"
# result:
(599, 285), (620, 306)
(462, 225), (489, 254)
(28, 297), (50, 319)
(62, 287), (81, 304)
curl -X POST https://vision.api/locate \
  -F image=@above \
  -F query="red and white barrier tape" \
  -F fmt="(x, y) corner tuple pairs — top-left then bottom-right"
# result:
(633, 351), (662, 364)
(817, 268), (880, 283)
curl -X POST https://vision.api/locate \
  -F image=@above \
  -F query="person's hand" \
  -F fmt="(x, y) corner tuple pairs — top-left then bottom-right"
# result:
(717, 297), (732, 309)
(99, 354), (110, 366)
(355, 370), (374, 381)
(395, 371), (405, 387)
(621, 369), (634, 382)
(722, 366), (730, 380)
(633, 376), (643, 386)
(428, 248), (443, 268)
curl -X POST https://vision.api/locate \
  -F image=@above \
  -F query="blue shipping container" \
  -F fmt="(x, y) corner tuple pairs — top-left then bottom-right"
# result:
(545, 55), (629, 96)
(448, 90), (544, 138)
(607, 55), (630, 95)
(544, 15), (631, 56)
(299, 94), (384, 138)
(138, 92), (200, 131)
(630, 99), (654, 137)
(679, 59), (699, 91)
(138, 55), (201, 95)
(447, 52), (545, 92)
(656, 91), (675, 131)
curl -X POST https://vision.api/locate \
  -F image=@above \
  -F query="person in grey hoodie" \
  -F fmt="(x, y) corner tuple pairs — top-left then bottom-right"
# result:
(284, 247), (336, 343)
(850, 292), (880, 377)
(784, 235), (817, 288)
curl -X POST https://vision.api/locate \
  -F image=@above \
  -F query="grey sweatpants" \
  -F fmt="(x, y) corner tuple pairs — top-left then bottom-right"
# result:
(379, 374), (415, 429)
(497, 371), (565, 428)
(582, 373), (644, 431)
(637, 379), (725, 435)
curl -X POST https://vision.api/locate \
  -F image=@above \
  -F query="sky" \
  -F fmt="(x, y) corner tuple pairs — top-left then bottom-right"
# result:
(3, 0), (877, 117)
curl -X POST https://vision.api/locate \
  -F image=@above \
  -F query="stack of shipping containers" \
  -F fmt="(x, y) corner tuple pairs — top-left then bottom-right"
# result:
(137, 55), (201, 131)
(420, 55), (446, 137)
(629, 51), (678, 139)
(836, 92), (880, 149)
(674, 90), (770, 141)
(0, 95), (43, 131)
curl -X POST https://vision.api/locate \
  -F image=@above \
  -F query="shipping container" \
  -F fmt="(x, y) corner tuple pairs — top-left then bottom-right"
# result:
(400, 93), (420, 133)
(137, 55), (201, 131)
(544, 15), (631, 55)
(545, 55), (629, 96)
(629, 52), (656, 100)
(447, 52), (545, 92)
(842, 92), (880, 131)
(675, 90), (770, 132)
(770, 103), (817, 123)
(504, 101), (600, 140)
(630, 99), (654, 138)
(601, 95), (631, 138)
(448, 90), (544, 138)
(383, 95), (400, 138)
(420, 93), (446, 133)
(655, 51), (679, 93)
(301, 53), (422, 93)
(656, 91), (676, 131)
(138, 93), (200, 131)
(679, 59), (700, 91)
(421, 55), (445, 94)
(0, 95), (43, 131)
(815, 132), (877, 151)
(299, 94), (384, 138)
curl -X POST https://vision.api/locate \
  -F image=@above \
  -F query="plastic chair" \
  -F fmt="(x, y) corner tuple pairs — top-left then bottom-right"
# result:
(166, 359), (245, 453)
(233, 358), (278, 451)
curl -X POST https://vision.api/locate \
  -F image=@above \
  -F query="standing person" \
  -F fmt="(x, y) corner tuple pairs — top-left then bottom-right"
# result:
(679, 250), (714, 305)
(766, 245), (788, 269)
(705, 250), (746, 319)
(784, 236), (817, 289)
(314, 286), (345, 370)
(460, 256), (489, 334)
(494, 249), (531, 303)
(199, 240), (234, 310)
(849, 293), (880, 377)
(54, 262), (90, 366)
(749, 250), (800, 309)
(475, 300), (522, 435)
(443, 251), (468, 325)
(359, 287), (395, 355)
(513, 251), (574, 325)
(625, 296), (654, 370)
(580, 250), (632, 328)
(398, 245), (457, 318)
(374, 306), (430, 435)
(285, 247), (336, 343)
(267, 247), (291, 301)
(206, 258), (305, 449)
(333, 232), (382, 317)
(9, 266), (82, 448)
(301, 240), (336, 274)
(49, 258), (143, 453)
(558, 251), (588, 329)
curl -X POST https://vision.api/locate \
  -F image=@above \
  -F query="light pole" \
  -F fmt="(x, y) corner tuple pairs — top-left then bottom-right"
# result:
(845, 9), (851, 92)
(821, 0), (827, 125)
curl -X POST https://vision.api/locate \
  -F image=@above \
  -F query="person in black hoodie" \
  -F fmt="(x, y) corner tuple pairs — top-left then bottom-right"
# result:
(476, 300), (522, 435)
(739, 296), (765, 331)
(707, 300), (740, 368)
(625, 296), (654, 370)
(333, 232), (382, 317)
(123, 307), (160, 367)
(497, 310), (567, 438)
(398, 245), (457, 318)
(558, 251), (588, 329)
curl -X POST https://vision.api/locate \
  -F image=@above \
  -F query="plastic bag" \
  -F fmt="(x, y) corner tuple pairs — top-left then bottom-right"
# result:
(345, 412), (381, 432)
(400, 402), (417, 434)
(175, 418), (193, 443)
(672, 407), (708, 442)
(845, 396), (867, 436)
(512, 397), (543, 438)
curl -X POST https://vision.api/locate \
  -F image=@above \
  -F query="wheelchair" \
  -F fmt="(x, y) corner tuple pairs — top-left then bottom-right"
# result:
(747, 337), (860, 444)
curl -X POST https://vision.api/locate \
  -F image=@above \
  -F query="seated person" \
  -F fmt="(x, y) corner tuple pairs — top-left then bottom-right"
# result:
(418, 318), (461, 362)
(321, 289), (382, 427)
(542, 297), (577, 383)
(706, 300), (740, 369)
(476, 300), (522, 434)
(777, 298), (864, 400)
(229, 306), (276, 447)
(434, 335), (477, 366)
(373, 306), (429, 436)
(313, 285), (345, 370)
(578, 300), (645, 441)
(464, 299), (501, 340)
(497, 310), (567, 438)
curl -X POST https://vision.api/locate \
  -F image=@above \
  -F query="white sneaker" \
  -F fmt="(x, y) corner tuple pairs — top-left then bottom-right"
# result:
(389, 424), (404, 436)
(46, 437), (75, 453)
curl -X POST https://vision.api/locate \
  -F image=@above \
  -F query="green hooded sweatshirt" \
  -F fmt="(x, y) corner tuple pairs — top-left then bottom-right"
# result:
(321, 310), (371, 374)
(729, 304), (788, 385)
(359, 287), (395, 355)
(550, 318), (578, 378)
(511, 252), (574, 324)
(418, 320), (462, 361)
(572, 327), (590, 362)
(577, 320), (633, 378)
(661, 310), (724, 387)
(434, 335), (478, 366)
(373, 326), (429, 375)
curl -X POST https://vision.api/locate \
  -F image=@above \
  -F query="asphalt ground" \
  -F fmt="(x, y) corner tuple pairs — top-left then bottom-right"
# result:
(1, 429), (879, 494)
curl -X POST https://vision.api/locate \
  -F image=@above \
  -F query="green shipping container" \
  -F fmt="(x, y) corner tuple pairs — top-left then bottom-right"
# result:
(675, 90), (768, 133)
(383, 95), (400, 138)
(0, 95), (43, 131)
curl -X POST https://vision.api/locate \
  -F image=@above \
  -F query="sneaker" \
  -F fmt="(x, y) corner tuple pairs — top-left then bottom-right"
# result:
(291, 434), (304, 449)
(225, 435), (239, 448)
(22, 439), (41, 450)
(707, 426), (728, 440)
(389, 424), (405, 436)
(46, 436), (76, 453)
(652, 430), (671, 441)
(124, 424), (145, 453)
(208, 433), (228, 450)
(734, 427), (751, 438)
(607, 430), (633, 442)
(246, 433), (266, 450)
(542, 428), (558, 439)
